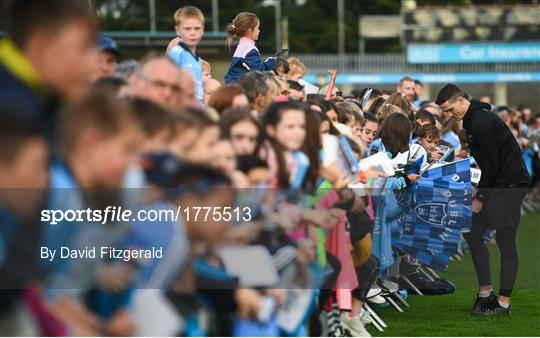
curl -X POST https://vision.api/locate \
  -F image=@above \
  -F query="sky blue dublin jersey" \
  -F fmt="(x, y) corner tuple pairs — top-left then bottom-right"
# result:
(168, 43), (204, 106)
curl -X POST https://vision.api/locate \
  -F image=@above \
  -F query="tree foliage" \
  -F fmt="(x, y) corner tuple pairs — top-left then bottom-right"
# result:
(91, 0), (400, 53)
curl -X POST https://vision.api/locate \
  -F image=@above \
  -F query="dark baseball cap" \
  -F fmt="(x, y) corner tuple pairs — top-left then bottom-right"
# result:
(98, 34), (120, 58)
(140, 152), (184, 188)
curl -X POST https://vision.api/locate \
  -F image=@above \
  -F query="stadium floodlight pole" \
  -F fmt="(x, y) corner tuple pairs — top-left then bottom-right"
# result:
(283, 14), (289, 49)
(275, 0), (282, 50)
(149, 0), (156, 33)
(338, 0), (345, 56)
(262, 0), (282, 50)
(212, 0), (219, 32)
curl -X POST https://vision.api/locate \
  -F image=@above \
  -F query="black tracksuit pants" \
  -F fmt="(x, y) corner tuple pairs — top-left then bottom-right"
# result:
(463, 188), (527, 297)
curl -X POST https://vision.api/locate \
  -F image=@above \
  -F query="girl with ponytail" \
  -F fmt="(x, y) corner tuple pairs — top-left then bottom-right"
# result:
(224, 12), (276, 84)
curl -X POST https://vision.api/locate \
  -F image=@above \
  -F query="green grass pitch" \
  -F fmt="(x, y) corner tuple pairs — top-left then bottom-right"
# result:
(367, 211), (540, 337)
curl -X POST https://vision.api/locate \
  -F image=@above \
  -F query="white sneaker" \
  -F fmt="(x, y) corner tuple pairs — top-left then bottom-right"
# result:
(377, 276), (399, 293)
(340, 312), (371, 337)
(366, 288), (386, 305)
(367, 294), (387, 305)
(366, 287), (382, 299)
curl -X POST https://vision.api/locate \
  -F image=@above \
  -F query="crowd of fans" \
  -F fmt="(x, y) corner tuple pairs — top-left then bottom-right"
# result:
(1, 1), (539, 337)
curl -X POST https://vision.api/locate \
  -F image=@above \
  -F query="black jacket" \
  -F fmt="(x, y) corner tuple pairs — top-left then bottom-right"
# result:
(462, 100), (530, 198)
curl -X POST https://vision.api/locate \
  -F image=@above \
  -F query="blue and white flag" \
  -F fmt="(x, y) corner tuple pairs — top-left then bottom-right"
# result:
(393, 159), (473, 271)
(372, 195), (395, 271)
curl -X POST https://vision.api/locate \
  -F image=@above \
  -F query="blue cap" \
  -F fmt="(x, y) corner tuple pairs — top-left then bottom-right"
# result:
(98, 34), (120, 58)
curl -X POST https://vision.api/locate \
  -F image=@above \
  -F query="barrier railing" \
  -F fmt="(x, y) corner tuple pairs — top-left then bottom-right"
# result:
(292, 53), (540, 75)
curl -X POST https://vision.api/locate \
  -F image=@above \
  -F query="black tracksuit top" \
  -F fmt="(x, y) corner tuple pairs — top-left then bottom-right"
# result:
(462, 100), (530, 195)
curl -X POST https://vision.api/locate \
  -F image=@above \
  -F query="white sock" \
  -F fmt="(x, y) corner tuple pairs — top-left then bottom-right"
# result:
(498, 301), (509, 308)
(347, 313), (360, 319)
(478, 290), (493, 298)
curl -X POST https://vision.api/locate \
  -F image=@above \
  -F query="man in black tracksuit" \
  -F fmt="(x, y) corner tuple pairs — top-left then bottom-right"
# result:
(436, 84), (530, 315)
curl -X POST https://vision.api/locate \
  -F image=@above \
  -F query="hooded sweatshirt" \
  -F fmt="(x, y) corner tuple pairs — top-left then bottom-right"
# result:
(462, 99), (530, 199)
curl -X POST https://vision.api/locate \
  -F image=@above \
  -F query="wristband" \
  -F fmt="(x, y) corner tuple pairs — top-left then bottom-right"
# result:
(475, 191), (485, 202)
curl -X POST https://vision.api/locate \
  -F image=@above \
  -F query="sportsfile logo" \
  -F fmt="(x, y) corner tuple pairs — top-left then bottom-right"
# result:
(41, 206), (252, 225)
(42, 206), (134, 225)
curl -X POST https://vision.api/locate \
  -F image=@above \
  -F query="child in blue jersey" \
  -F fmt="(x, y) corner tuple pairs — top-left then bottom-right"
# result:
(0, 108), (48, 322)
(42, 93), (141, 335)
(224, 12), (276, 84)
(417, 124), (445, 164)
(369, 113), (420, 271)
(168, 6), (205, 106)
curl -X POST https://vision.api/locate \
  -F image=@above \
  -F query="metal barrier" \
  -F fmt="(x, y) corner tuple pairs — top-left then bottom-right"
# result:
(292, 53), (540, 75)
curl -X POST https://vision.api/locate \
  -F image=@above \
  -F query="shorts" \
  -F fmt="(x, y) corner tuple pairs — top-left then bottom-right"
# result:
(473, 187), (527, 230)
